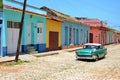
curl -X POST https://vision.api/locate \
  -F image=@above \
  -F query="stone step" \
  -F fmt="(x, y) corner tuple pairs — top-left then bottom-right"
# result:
(28, 51), (38, 54)
(28, 48), (36, 52)
(27, 46), (38, 54)
(27, 46), (35, 49)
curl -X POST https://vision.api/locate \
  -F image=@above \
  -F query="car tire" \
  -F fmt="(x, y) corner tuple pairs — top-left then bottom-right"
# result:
(95, 56), (99, 61)
(103, 54), (106, 58)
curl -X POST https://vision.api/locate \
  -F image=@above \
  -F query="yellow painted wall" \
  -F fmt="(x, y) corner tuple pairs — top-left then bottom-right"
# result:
(46, 19), (62, 48)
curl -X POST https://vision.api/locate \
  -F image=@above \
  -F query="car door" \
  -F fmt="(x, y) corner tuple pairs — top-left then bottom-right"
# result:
(98, 46), (106, 58)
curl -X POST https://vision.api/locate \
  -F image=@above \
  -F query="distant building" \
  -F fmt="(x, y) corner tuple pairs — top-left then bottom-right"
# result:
(41, 6), (90, 49)
(46, 16), (63, 51)
(76, 17), (115, 45)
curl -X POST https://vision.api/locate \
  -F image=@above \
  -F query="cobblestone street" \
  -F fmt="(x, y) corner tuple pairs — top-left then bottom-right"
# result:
(0, 44), (120, 80)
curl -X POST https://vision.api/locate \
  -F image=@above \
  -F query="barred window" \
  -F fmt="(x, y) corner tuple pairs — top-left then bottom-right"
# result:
(37, 27), (42, 33)
(7, 21), (20, 28)
(0, 20), (2, 24)
(37, 23), (43, 33)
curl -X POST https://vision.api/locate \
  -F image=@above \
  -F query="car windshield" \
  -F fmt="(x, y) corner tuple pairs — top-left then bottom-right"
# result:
(83, 45), (97, 49)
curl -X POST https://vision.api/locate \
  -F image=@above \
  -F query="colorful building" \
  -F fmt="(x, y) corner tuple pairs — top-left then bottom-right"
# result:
(61, 21), (89, 48)
(41, 6), (90, 49)
(46, 16), (62, 51)
(76, 18), (109, 45)
(0, 0), (46, 56)
(107, 29), (114, 44)
(117, 32), (120, 43)
(112, 30), (120, 44)
(76, 17), (120, 45)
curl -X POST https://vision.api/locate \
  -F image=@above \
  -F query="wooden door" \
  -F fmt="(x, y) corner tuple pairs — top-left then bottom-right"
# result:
(49, 32), (59, 50)
(90, 33), (93, 43)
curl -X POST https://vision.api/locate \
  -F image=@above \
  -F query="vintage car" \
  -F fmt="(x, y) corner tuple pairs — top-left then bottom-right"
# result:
(76, 43), (107, 61)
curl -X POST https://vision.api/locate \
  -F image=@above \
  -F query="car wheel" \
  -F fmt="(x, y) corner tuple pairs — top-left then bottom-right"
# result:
(103, 54), (106, 58)
(95, 56), (99, 61)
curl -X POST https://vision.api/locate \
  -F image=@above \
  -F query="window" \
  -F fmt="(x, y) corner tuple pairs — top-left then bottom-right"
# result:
(96, 46), (100, 49)
(7, 21), (20, 28)
(73, 28), (75, 44)
(86, 31), (89, 43)
(65, 27), (68, 45)
(39, 27), (42, 33)
(76, 29), (79, 44)
(37, 28), (42, 33)
(0, 20), (2, 24)
(37, 28), (39, 33)
(84, 45), (96, 49)
(69, 28), (72, 44)
(37, 23), (43, 34)
(80, 29), (83, 43)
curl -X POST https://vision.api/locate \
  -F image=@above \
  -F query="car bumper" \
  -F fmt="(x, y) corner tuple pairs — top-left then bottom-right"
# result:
(76, 55), (97, 60)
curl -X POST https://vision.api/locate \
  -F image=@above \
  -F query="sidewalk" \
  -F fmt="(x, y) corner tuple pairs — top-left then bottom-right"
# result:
(0, 47), (82, 63)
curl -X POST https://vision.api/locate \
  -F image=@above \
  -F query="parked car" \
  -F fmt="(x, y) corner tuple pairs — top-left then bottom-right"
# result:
(76, 43), (107, 61)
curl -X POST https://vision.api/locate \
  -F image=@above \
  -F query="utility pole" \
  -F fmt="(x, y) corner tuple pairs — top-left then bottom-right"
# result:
(15, 0), (27, 62)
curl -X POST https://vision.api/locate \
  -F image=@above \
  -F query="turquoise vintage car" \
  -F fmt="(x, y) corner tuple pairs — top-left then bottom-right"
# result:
(76, 43), (107, 61)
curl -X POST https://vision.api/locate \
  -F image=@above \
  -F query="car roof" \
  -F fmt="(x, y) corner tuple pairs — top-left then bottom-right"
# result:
(84, 43), (101, 46)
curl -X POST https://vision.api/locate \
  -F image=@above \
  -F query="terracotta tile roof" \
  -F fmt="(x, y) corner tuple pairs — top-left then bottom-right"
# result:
(76, 18), (108, 27)
(47, 15), (63, 22)
(51, 9), (78, 22)
(41, 6), (82, 23)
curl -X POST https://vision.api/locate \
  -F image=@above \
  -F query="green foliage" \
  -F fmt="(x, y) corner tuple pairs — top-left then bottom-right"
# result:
(0, 60), (30, 66)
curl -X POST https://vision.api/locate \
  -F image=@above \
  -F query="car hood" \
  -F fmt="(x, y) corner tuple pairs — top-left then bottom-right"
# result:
(76, 49), (95, 55)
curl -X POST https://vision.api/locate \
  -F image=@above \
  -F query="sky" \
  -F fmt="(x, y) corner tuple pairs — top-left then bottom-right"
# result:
(16, 0), (120, 31)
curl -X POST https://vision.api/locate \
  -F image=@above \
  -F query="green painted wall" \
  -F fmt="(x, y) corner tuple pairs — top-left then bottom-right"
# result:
(107, 30), (113, 44)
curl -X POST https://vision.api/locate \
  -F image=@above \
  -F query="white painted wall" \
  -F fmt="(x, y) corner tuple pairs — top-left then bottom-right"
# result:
(7, 28), (19, 54)
(37, 23), (43, 44)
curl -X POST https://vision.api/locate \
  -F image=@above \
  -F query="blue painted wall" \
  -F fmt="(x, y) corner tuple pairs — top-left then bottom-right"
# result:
(0, 0), (47, 56)
(61, 21), (90, 47)
(1, 8), (46, 56)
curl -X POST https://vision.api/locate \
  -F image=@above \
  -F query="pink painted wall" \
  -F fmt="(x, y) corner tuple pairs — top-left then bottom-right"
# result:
(90, 27), (101, 43)
(90, 27), (108, 45)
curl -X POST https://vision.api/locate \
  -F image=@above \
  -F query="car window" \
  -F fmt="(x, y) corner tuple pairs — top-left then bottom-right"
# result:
(100, 46), (103, 49)
(83, 45), (96, 49)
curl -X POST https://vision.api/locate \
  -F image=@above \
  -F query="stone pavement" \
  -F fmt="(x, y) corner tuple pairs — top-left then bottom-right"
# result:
(0, 47), (82, 63)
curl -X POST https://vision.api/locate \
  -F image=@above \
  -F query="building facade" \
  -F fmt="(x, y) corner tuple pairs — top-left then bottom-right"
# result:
(76, 18), (110, 45)
(46, 17), (62, 51)
(62, 21), (89, 48)
(41, 6), (90, 49)
(0, 0), (46, 56)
